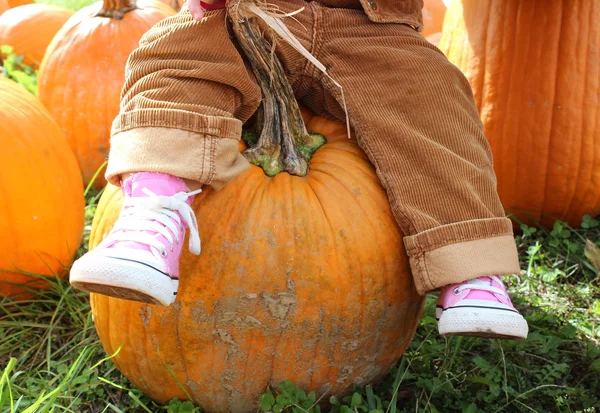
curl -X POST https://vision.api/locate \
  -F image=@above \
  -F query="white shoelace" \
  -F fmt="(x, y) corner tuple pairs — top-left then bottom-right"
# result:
(454, 275), (507, 297)
(105, 188), (203, 257)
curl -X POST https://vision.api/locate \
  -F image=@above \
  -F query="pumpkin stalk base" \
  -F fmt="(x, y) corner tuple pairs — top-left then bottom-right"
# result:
(96, 0), (138, 19)
(230, 11), (324, 177)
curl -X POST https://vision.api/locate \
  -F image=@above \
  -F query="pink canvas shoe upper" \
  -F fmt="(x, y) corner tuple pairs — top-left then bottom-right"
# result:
(97, 172), (201, 279)
(438, 275), (517, 310)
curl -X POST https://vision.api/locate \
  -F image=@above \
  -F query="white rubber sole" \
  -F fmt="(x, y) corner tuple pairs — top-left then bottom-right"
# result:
(70, 254), (178, 306)
(437, 305), (528, 340)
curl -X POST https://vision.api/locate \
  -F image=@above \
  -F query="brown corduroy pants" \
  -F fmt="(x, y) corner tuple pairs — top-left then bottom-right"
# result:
(106, 1), (520, 294)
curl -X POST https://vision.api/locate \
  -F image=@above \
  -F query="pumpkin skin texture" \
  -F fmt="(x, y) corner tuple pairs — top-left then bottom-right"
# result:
(0, 4), (73, 67)
(439, 0), (600, 228)
(90, 111), (424, 412)
(421, 0), (446, 37)
(0, 77), (84, 298)
(0, 0), (9, 15)
(156, 0), (183, 11)
(425, 31), (442, 46)
(5, 0), (30, 8)
(37, 0), (175, 188)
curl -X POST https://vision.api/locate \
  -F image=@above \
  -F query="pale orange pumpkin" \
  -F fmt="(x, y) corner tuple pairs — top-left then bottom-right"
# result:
(439, 0), (600, 227)
(0, 4), (73, 67)
(156, 0), (183, 11)
(37, 0), (175, 188)
(89, 108), (424, 411)
(0, 77), (84, 298)
(425, 31), (442, 46)
(5, 0), (30, 8)
(0, 0), (9, 15)
(421, 0), (446, 38)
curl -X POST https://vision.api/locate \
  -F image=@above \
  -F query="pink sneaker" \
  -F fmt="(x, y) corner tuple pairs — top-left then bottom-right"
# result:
(436, 276), (528, 340)
(70, 172), (201, 306)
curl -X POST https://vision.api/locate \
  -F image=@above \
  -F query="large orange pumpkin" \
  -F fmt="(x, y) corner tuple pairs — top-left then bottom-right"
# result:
(5, 0), (30, 8)
(425, 31), (442, 46)
(439, 0), (600, 227)
(89, 109), (424, 411)
(0, 77), (84, 298)
(37, 0), (174, 188)
(0, 4), (73, 67)
(421, 0), (446, 38)
(0, 0), (9, 15)
(156, 0), (183, 11)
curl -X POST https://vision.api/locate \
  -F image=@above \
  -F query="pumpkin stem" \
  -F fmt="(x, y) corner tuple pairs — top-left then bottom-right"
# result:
(228, 10), (325, 177)
(96, 0), (138, 19)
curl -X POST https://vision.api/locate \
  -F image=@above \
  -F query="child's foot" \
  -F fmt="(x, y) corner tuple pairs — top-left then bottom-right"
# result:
(70, 172), (201, 306)
(436, 276), (528, 340)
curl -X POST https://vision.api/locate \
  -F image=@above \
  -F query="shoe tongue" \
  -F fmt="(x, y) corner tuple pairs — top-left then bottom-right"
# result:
(466, 276), (493, 287)
(464, 276), (503, 301)
(125, 172), (188, 198)
(465, 288), (497, 301)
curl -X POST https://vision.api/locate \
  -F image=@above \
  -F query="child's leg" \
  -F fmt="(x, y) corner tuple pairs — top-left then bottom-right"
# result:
(294, 5), (526, 338)
(106, 7), (261, 189)
(70, 8), (262, 304)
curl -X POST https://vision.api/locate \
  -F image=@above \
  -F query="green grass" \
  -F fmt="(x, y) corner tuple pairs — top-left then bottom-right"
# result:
(0, 184), (599, 412)
(0, 46), (37, 94)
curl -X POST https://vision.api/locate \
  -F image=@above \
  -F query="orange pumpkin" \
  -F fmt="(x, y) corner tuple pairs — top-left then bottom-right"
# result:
(0, 0), (9, 15)
(425, 31), (442, 46)
(0, 4), (73, 67)
(421, 0), (446, 38)
(156, 0), (183, 11)
(5, 0), (30, 8)
(89, 109), (424, 411)
(0, 77), (84, 298)
(439, 0), (600, 227)
(37, 0), (175, 188)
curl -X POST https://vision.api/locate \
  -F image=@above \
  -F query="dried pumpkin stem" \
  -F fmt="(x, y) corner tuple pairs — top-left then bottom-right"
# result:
(229, 11), (324, 177)
(96, 0), (138, 19)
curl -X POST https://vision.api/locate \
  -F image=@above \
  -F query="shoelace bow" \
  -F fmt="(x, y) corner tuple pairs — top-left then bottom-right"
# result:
(106, 188), (203, 256)
(454, 275), (507, 297)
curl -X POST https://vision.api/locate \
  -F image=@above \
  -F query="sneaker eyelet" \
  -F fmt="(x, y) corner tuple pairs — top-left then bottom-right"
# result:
(160, 249), (168, 258)
(453, 287), (461, 295)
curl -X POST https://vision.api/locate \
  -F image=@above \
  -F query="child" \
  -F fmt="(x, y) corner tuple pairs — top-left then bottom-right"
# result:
(70, 0), (528, 340)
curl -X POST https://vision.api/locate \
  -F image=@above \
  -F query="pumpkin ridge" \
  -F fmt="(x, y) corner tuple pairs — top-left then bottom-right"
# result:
(476, 0), (491, 110)
(551, 2), (593, 221)
(536, 2), (565, 225)
(304, 170), (395, 352)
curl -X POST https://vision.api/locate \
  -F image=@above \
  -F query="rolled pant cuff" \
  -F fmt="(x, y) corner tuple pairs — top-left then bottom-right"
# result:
(105, 127), (249, 190)
(403, 218), (520, 295)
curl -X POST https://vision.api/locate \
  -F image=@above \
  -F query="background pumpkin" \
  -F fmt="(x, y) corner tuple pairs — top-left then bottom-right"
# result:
(156, 0), (182, 11)
(0, 77), (84, 298)
(0, 0), (9, 15)
(37, 0), (174, 188)
(425, 31), (442, 46)
(5, 0), (30, 8)
(0, 4), (73, 67)
(439, 0), (600, 227)
(89, 109), (424, 412)
(421, 0), (446, 38)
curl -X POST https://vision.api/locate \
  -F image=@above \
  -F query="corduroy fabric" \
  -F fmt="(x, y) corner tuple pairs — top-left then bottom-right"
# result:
(308, 0), (424, 27)
(107, 0), (520, 294)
